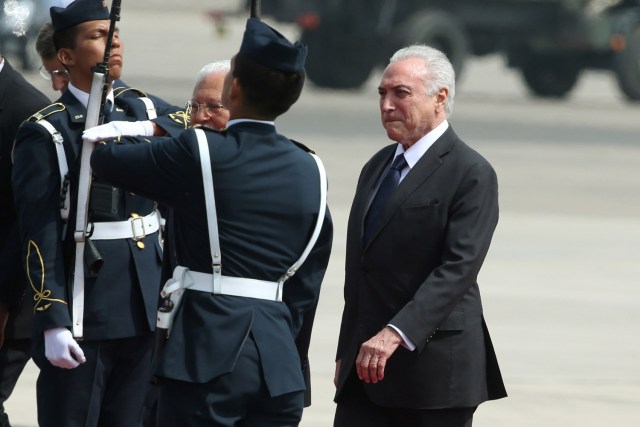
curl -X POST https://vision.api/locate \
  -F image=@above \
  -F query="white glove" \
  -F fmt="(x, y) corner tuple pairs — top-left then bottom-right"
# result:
(44, 327), (86, 369)
(82, 120), (154, 143)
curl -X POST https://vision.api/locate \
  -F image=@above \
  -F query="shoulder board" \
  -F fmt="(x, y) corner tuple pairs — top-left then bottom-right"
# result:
(28, 103), (66, 123)
(290, 139), (315, 154)
(113, 86), (148, 98)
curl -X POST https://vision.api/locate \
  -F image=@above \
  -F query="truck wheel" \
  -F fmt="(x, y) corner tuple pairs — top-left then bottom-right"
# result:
(401, 11), (468, 79)
(520, 60), (580, 98)
(613, 22), (640, 102)
(301, 25), (376, 89)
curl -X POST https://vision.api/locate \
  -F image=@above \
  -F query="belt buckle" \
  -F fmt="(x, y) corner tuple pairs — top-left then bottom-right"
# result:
(130, 214), (146, 241)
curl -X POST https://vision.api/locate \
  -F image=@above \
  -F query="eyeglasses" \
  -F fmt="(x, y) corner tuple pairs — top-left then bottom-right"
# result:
(185, 100), (225, 116)
(39, 65), (70, 81)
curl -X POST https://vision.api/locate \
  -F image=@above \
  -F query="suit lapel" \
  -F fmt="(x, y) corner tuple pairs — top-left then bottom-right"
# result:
(363, 127), (457, 250)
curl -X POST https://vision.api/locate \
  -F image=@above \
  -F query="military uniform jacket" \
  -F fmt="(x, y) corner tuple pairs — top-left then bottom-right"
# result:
(11, 86), (187, 340)
(90, 122), (333, 397)
(0, 59), (50, 338)
(335, 126), (507, 408)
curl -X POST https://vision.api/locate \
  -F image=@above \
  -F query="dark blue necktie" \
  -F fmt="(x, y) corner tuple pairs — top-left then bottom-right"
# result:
(364, 154), (407, 244)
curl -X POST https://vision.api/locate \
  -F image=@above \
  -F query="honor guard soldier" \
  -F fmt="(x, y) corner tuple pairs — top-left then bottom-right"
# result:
(90, 18), (333, 427)
(11, 1), (187, 426)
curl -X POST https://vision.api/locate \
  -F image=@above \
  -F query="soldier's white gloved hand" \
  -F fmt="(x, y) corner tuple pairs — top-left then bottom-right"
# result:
(44, 327), (86, 369)
(82, 120), (154, 143)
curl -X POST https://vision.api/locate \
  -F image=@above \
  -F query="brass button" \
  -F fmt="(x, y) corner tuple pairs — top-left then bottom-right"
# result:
(137, 241), (145, 249)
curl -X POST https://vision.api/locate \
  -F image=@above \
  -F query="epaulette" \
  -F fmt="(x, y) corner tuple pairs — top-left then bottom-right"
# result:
(113, 86), (147, 98)
(28, 103), (66, 123)
(291, 139), (316, 154)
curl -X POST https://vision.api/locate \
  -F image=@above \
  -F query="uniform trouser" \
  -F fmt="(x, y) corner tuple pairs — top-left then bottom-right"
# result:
(0, 339), (31, 427)
(33, 333), (154, 427)
(157, 334), (304, 427)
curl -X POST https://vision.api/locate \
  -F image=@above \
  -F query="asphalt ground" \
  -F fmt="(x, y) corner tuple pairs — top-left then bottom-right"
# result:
(3, 2), (640, 426)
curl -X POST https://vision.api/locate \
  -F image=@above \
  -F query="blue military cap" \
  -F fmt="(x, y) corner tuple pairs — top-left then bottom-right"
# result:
(239, 18), (307, 72)
(51, 0), (110, 32)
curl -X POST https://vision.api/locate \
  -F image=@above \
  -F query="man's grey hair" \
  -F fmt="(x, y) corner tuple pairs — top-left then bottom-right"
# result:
(195, 60), (231, 85)
(390, 44), (455, 117)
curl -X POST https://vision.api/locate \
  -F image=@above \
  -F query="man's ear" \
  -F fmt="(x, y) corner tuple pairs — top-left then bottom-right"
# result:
(229, 76), (243, 103)
(435, 87), (448, 106)
(58, 48), (74, 68)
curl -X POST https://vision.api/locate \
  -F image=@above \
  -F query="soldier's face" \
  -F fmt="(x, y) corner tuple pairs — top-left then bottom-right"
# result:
(71, 20), (123, 82)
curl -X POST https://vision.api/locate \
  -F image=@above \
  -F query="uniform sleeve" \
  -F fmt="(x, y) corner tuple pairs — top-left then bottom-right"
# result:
(90, 130), (200, 208)
(283, 208), (333, 337)
(147, 94), (190, 138)
(11, 122), (72, 333)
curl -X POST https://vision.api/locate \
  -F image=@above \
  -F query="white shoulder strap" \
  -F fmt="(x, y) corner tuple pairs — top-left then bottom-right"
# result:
(277, 153), (327, 289)
(38, 119), (70, 222)
(138, 97), (157, 120)
(194, 129), (222, 293)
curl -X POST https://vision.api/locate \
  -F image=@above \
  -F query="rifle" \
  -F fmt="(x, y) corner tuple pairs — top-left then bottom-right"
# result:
(70, 0), (122, 339)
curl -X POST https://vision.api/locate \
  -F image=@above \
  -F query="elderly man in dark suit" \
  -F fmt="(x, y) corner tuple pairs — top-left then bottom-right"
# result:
(90, 17), (332, 427)
(333, 44), (507, 427)
(0, 51), (50, 427)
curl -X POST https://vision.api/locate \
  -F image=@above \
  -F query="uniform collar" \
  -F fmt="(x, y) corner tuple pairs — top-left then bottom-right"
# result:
(67, 82), (115, 111)
(226, 118), (275, 128)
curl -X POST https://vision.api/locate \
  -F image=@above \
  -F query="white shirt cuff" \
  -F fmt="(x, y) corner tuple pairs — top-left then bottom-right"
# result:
(387, 324), (416, 351)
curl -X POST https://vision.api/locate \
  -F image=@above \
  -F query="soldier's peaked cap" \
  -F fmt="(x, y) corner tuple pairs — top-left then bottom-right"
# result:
(51, 0), (110, 32)
(239, 18), (307, 72)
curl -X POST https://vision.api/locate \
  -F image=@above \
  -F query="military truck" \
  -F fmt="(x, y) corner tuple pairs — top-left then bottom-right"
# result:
(251, 0), (640, 101)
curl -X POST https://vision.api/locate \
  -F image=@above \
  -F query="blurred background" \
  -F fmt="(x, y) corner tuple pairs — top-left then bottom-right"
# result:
(2, 1), (640, 426)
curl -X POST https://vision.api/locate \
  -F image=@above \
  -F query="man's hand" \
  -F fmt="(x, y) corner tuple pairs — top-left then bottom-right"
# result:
(44, 327), (86, 369)
(356, 327), (402, 384)
(82, 120), (154, 142)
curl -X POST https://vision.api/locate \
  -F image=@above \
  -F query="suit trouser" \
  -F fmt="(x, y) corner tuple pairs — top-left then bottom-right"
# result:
(334, 367), (476, 427)
(157, 334), (304, 427)
(33, 333), (154, 427)
(0, 339), (30, 427)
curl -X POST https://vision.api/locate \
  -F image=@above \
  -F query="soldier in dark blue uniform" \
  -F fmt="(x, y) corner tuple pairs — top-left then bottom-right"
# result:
(10, 1), (187, 426)
(90, 18), (333, 427)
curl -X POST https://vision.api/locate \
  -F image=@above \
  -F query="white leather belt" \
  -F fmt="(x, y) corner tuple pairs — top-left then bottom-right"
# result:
(162, 267), (282, 302)
(90, 211), (160, 241)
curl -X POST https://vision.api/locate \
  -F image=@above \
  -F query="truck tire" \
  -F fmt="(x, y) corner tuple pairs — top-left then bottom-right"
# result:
(520, 58), (580, 98)
(301, 24), (376, 89)
(613, 21), (640, 101)
(401, 11), (469, 79)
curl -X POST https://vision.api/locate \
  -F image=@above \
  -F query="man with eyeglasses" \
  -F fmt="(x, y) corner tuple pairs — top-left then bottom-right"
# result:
(36, 21), (70, 93)
(187, 60), (230, 130)
(0, 49), (50, 427)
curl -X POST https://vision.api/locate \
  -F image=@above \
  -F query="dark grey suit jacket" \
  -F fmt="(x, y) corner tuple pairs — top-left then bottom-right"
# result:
(335, 125), (507, 408)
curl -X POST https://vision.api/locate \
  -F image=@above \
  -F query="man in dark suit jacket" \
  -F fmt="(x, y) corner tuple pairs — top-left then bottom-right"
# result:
(10, 2), (186, 426)
(333, 44), (507, 427)
(90, 17), (332, 427)
(0, 52), (50, 427)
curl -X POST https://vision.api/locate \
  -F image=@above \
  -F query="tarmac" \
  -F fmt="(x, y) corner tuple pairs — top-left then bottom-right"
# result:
(3, 1), (640, 425)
